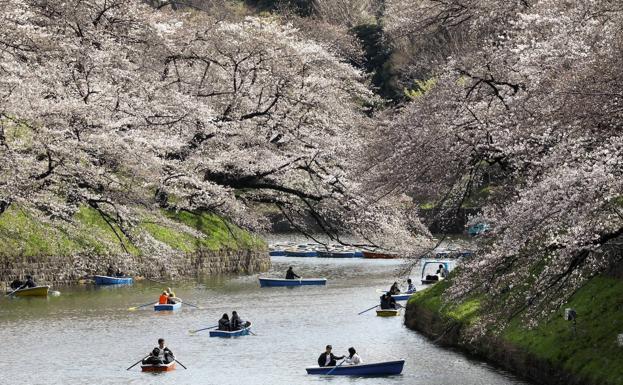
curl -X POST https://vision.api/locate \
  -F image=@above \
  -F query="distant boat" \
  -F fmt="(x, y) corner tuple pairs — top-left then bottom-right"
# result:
(285, 248), (317, 257)
(94, 275), (133, 285)
(376, 308), (401, 317)
(269, 250), (287, 256)
(258, 277), (327, 287)
(7, 285), (50, 297)
(362, 250), (400, 259)
(209, 322), (253, 338)
(421, 259), (457, 284)
(154, 302), (182, 311)
(317, 250), (356, 258)
(141, 361), (176, 372)
(306, 360), (405, 375)
(468, 223), (490, 236)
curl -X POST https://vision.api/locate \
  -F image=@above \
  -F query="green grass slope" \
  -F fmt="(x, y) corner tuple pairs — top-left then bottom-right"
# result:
(409, 276), (623, 385)
(0, 205), (265, 259)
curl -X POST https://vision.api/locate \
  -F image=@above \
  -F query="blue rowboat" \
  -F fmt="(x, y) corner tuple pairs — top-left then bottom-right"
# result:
(354, 250), (364, 258)
(258, 277), (326, 287)
(93, 275), (133, 285)
(269, 250), (287, 256)
(285, 249), (317, 257)
(154, 302), (182, 311)
(209, 322), (252, 338)
(391, 292), (415, 301)
(317, 250), (356, 258)
(306, 360), (405, 375)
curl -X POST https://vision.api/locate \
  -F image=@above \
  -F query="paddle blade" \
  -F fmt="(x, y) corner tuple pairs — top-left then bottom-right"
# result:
(128, 307), (138, 311)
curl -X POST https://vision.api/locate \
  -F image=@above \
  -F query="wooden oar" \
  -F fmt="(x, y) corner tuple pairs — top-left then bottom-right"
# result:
(174, 359), (187, 369)
(126, 355), (149, 370)
(5, 287), (21, 297)
(326, 359), (346, 375)
(128, 302), (156, 311)
(189, 325), (218, 334)
(358, 304), (379, 315)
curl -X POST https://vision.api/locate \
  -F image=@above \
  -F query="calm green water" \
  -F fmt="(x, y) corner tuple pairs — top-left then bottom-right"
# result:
(0, 257), (530, 385)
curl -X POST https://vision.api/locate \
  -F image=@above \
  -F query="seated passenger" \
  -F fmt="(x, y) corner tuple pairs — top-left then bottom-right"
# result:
(344, 347), (362, 365)
(406, 278), (416, 293)
(218, 313), (231, 331)
(285, 266), (300, 280)
(106, 265), (115, 277)
(437, 264), (449, 278)
(230, 311), (247, 331)
(166, 287), (180, 304)
(115, 268), (124, 277)
(142, 338), (174, 365)
(159, 291), (169, 305)
(317, 345), (345, 367)
(388, 281), (400, 295)
(22, 275), (36, 288)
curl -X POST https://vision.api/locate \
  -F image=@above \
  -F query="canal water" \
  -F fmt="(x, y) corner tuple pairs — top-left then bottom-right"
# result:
(0, 257), (530, 385)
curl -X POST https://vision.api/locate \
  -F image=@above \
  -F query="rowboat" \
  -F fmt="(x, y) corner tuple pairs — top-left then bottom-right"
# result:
(285, 249), (317, 257)
(306, 360), (405, 375)
(317, 250), (356, 258)
(362, 251), (400, 259)
(258, 277), (327, 287)
(94, 275), (133, 285)
(154, 302), (182, 311)
(209, 322), (252, 338)
(8, 285), (50, 297)
(141, 361), (176, 372)
(269, 250), (287, 256)
(421, 259), (456, 284)
(376, 308), (401, 317)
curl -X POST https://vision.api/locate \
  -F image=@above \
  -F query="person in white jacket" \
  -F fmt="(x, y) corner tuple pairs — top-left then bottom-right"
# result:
(344, 347), (362, 365)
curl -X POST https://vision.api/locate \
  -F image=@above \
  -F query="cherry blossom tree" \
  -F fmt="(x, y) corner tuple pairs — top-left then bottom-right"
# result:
(373, 0), (623, 324)
(0, 0), (428, 252)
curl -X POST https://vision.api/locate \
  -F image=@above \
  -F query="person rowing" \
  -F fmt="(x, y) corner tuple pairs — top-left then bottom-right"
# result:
(380, 293), (397, 309)
(388, 281), (401, 295)
(317, 345), (345, 367)
(218, 313), (231, 331)
(230, 311), (249, 331)
(15, 275), (37, 290)
(106, 265), (115, 277)
(406, 278), (416, 293)
(285, 266), (300, 280)
(158, 291), (169, 305)
(344, 347), (362, 365)
(142, 338), (174, 365)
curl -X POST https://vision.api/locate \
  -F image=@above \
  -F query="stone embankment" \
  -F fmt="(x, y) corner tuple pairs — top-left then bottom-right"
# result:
(0, 249), (270, 286)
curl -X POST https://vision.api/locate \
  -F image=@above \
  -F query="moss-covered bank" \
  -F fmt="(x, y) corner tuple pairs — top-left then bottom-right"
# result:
(0, 205), (269, 285)
(405, 276), (623, 385)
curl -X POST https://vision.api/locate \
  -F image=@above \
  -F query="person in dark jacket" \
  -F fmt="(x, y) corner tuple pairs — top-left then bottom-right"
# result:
(317, 345), (345, 367)
(218, 313), (231, 331)
(142, 338), (174, 365)
(285, 266), (300, 280)
(380, 293), (397, 309)
(106, 265), (115, 277)
(19, 275), (36, 289)
(230, 311), (245, 331)
(388, 281), (400, 295)
(10, 278), (24, 290)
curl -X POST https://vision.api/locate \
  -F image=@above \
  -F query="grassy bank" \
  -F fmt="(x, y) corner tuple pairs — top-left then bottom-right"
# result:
(0, 205), (265, 259)
(408, 276), (623, 385)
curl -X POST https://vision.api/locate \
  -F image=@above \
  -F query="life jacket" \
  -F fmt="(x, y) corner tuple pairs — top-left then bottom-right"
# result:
(159, 294), (168, 304)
